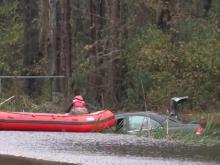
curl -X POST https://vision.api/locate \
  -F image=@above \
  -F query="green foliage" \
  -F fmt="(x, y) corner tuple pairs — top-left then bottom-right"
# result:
(174, 19), (220, 110)
(203, 116), (218, 136)
(138, 121), (220, 145)
(125, 18), (220, 112)
(30, 103), (41, 112)
(71, 52), (95, 97)
(125, 26), (184, 110)
(168, 130), (220, 145)
(0, 0), (23, 75)
(1, 0), (220, 114)
(209, 0), (220, 20)
(151, 128), (167, 139)
(0, 0), (23, 99)
(150, 128), (220, 145)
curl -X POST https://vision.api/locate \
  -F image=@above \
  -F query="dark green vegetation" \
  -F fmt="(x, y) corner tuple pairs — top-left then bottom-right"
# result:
(151, 117), (220, 145)
(0, 0), (220, 114)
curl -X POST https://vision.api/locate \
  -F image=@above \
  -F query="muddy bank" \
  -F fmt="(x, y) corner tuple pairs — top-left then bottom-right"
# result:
(0, 154), (76, 165)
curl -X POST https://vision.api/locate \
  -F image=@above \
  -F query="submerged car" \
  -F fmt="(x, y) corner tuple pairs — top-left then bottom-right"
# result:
(114, 111), (204, 135)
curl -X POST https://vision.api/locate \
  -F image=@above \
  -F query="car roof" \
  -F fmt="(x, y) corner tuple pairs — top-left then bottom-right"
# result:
(115, 111), (170, 124)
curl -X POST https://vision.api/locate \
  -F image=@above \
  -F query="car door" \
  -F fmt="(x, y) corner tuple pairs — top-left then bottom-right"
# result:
(165, 118), (199, 133)
(127, 115), (162, 134)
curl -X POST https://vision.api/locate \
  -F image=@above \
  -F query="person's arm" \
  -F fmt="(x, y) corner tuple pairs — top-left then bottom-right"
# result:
(65, 103), (72, 113)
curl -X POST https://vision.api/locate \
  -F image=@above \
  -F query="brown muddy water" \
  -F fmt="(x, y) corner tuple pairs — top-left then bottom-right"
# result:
(0, 131), (219, 165)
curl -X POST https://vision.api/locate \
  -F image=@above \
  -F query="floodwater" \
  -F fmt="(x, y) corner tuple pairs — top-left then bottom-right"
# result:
(0, 131), (219, 165)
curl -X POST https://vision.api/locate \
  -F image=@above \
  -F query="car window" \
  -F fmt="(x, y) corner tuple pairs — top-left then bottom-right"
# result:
(128, 116), (161, 131)
(115, 117), (126, 133)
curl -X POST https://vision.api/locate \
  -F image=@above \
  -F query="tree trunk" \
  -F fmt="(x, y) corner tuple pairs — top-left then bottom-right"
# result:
(39, 0), (49, 62)
(22, 0), (40, 97)
(88, 0), (100, 104)
(48, 0), (59, 100)
(103, 0), (119, 106)
(60, 0), (72, 98)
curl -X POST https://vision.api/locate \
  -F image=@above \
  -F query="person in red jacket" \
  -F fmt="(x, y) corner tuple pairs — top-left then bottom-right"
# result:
(66, 95), (88, 114)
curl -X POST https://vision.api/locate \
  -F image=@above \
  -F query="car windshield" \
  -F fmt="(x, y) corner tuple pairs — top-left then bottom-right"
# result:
(128, 116), (161, 132)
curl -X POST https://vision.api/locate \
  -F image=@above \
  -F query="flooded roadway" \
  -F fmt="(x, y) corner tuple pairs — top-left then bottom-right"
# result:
(0, 131), (219, 165)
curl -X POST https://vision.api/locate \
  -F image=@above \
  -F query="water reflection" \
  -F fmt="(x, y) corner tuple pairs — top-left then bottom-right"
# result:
(49, 138), (220, 162)
(0, 131), (219, 165)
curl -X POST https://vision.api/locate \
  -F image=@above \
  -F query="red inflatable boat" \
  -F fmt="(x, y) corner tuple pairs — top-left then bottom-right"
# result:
(0, 110), (115, 132)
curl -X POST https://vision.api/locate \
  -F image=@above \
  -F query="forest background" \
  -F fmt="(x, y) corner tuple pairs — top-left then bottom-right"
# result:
(0, 0), (219, 114)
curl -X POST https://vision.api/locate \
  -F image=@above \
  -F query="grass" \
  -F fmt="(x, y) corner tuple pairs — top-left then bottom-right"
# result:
(0, 95), (65, 113)
(168, 132), (220, 146)
(149, 118), (220, 146)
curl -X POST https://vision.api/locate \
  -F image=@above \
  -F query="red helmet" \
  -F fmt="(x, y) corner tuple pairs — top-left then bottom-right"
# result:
(73, 95), (83, 101)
